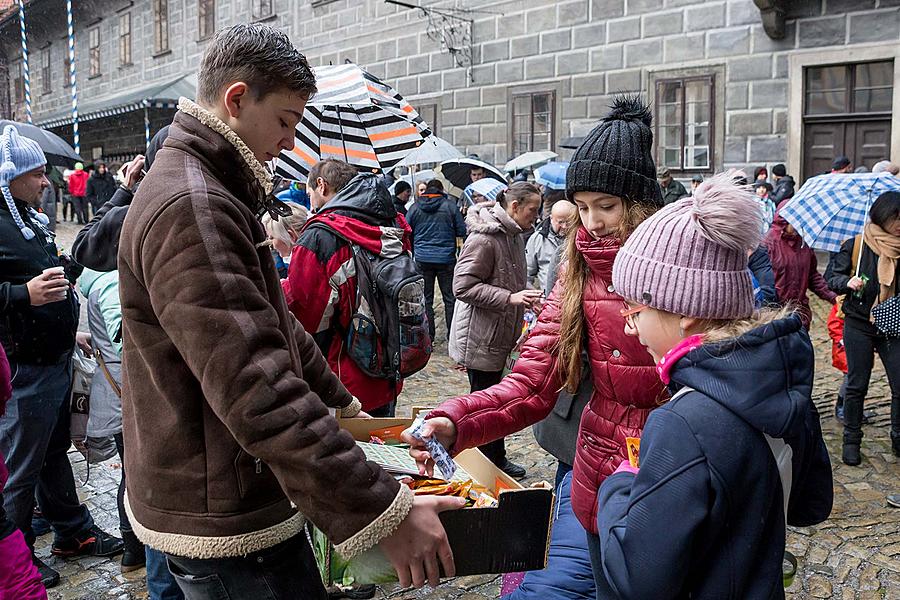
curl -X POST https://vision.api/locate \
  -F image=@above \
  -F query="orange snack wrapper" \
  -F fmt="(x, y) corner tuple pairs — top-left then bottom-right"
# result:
(626, 437), (641, 468)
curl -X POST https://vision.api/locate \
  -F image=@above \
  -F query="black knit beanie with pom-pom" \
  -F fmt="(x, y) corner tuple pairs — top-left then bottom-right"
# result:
(566, 95), (663, 209)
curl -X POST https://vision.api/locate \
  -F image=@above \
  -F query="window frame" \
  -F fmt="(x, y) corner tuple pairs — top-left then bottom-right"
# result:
(119, 13), (132, 66)
(198, 0), (216, 41)
(153, 0), (170, 55)
(89, 27), (101, 78)
(803, 60), (894, 121)
(415, 101), (439, 136)
(41, 47), (51, 94)
(506, 83), (561, 158)
(654, 75), (715, 174)
(251, 0), (274, 20)
(13, 61), (25, 104)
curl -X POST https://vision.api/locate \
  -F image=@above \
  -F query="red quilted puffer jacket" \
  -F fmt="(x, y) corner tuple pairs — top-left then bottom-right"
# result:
(429, 228), (667, 533)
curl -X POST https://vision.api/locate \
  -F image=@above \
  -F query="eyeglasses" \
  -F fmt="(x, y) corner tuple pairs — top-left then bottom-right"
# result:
(620, 303), (649, 329)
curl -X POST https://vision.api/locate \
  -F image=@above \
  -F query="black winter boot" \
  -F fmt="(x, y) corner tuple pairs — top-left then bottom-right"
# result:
(891, 432), (900, 458)
(120, 529), (146, 573)
(842, 428), (863, 466)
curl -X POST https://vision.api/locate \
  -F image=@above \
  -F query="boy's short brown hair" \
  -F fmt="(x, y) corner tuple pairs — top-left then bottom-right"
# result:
(197, 24), (317, 105)
(308, 159), (358, 194)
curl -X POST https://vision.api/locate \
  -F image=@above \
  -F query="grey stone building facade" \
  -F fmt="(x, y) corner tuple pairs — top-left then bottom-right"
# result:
(2, 0), (898, 182)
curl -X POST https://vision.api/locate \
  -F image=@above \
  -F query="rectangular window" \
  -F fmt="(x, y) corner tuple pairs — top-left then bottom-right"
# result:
(13, 62), (24, 103)
(509, 89), (556, 156)
(119, 13), (132, 66)
(199, 0), (216, 40)
(154, 0), (169, 54)
(41, 48), (51, 94)
(805, 60), (893, 116)
(89, 27), (101, 77)
(252, 0), (273, 20)
(416, 102), (439, 135)
(655, 75), (714, 171)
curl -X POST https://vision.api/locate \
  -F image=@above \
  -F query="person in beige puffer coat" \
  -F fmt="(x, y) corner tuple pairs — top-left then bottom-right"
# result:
(449, 182), (543, 478)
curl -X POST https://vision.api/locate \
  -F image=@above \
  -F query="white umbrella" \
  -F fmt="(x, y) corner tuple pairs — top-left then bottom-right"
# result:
(396, 135), (462, 167)
(389, 169), (437, 195)
(503, 150), (558, 173)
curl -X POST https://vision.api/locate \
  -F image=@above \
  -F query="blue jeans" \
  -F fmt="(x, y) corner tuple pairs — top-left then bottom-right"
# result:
(165, 531), (327, 600)
(555, 461), (573, 490)
(147, 546), (184, 600)
(0, 355), (93, 548)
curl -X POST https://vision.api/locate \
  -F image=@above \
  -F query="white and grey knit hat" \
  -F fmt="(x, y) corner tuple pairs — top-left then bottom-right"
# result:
(1, 124), (47, 239)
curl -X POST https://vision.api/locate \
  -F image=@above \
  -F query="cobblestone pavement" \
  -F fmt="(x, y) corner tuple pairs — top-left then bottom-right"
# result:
(43, 222), (899, 598)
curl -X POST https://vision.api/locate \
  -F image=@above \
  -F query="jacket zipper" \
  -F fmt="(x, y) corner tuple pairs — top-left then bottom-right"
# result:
(255, 457), (262, 474)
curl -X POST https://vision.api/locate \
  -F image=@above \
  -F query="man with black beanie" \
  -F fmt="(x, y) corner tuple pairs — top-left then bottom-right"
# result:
(771, 163), (795, 204)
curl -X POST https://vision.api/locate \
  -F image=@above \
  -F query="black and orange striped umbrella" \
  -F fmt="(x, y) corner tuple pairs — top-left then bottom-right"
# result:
(275, 63), (431, 182)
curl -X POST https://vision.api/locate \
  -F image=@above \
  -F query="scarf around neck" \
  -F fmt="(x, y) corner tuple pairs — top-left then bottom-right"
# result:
(863, 222), (900, 304)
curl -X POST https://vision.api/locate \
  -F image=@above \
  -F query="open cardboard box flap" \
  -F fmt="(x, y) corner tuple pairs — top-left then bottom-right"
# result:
(337, 415), (554, 576)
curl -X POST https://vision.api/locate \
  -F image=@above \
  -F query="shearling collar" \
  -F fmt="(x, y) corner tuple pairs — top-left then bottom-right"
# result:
(177, 98), (274, 196)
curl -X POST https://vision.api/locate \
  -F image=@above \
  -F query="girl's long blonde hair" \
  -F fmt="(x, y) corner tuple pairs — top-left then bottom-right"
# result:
(556, 198), (652, 393)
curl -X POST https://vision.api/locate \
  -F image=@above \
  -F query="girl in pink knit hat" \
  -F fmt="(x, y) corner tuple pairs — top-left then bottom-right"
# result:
(594, 171), (832, 599)
(405, 96), (668, 598)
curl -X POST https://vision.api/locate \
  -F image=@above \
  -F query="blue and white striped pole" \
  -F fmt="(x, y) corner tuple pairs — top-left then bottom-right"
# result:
(66, 0), (79, 154)
(16, 0), (32, 123)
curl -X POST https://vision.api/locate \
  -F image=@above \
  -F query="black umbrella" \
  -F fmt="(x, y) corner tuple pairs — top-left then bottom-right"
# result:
(0, 120), (82, 168)
(436, 158), (507, 197)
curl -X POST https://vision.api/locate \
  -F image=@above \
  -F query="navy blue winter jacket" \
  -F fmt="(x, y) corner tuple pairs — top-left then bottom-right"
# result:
(596, 316), (832, 599)
(749, 245), (778, 306)
(406, 193), (467, 264)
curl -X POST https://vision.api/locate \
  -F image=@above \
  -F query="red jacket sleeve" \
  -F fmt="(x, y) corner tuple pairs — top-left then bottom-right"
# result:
(429, 285), (565, 453)
(286, 244), (335, 334)
(808, 250), (837, 303)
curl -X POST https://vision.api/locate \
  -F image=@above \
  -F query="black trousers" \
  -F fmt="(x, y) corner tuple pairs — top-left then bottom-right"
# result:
(843, 317), (900, 443)
(467, 368), (507, 466)
(166, 532), (327, 600)
(417, 261), (456, 340)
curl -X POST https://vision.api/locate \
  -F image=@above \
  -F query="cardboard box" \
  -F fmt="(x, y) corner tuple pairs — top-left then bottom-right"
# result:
(322, 416), (554, 582)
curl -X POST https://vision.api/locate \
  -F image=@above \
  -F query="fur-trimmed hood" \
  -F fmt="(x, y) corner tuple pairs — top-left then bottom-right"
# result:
(465, 201), (522, 236)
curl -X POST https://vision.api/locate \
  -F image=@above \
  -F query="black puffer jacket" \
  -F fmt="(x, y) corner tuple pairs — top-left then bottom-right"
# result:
(828, 236), (900, 323)
(0, 199), (77, 364)
(772, 175), (795, 204)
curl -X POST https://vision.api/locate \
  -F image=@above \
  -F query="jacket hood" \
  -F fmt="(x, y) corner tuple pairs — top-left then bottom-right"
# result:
(78, 268), (118, 300)
(466, 201), (521, 236)
(78, 268), (104, 297)
(670, 315), (813, 439)
(417, 193), (446, 214)
(319, 173), (397, 223)
(768, 199), (802, 249)
(305, 173), (410, 257)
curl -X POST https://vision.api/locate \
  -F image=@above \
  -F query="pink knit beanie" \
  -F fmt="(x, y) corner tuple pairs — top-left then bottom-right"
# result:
(612, 171), (764, 319)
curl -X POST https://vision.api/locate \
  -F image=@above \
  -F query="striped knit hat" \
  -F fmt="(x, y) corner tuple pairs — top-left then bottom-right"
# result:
(1, 125), (47, 239)
(612, 171), (763, 320)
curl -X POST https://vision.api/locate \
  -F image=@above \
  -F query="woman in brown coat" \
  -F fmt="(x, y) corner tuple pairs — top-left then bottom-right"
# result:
(449, 182), (543, 478)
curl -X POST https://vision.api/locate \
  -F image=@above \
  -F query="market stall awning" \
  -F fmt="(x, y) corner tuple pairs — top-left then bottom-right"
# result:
(35, 73), (196, 128)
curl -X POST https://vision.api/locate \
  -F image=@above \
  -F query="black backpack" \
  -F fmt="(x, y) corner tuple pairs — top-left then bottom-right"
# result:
(343, 243), (433, 383)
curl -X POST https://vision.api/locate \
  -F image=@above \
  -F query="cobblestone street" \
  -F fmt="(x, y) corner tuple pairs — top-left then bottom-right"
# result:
(41, 222), (900, 599)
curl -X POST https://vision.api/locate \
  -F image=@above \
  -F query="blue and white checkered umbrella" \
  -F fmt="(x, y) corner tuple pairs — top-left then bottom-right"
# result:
(462, 178), (508, 206)
(535, 161), (568, 190)
(779, 172), (900, 252)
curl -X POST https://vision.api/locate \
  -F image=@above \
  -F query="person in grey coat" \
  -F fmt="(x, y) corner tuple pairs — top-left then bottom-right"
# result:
(525, 200), (575, 291)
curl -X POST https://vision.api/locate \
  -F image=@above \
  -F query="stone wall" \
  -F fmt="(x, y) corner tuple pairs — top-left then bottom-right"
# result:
(3, 0), (899, 173)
